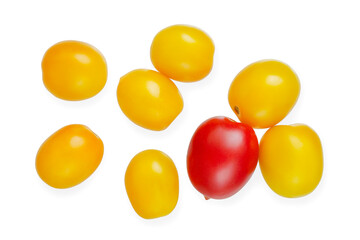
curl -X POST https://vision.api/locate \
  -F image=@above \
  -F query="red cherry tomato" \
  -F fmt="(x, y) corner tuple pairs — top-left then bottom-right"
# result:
(187, 116), (259, 199)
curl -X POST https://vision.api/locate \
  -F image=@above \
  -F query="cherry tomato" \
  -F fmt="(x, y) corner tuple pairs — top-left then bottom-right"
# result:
(259, 124), (323, 198)
(36, 124), (104, 189)
(187, 116), (259, 199)
(117, 69), (183, 131)
(228, 60), (300, 128)
(150, 25), (215, 82)
(42, 40), (107, 101)
(125, 149), (179, 219)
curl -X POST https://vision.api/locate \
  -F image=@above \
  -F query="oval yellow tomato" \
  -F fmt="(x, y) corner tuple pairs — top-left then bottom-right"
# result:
(117, 69), (183, 131)
(228, 60), (300, 129)
(36, 124), (104, 189)
(259, 124), (323, 198)
(150, 24), (215, 82)
(42, 40), (107, 101)
(125, 149), (179, 219)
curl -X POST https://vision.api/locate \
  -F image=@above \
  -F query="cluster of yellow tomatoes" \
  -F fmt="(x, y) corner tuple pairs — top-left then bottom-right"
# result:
(36, 24), (323, 220)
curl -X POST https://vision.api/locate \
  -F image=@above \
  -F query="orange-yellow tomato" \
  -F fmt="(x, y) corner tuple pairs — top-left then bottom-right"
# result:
(117, 69), (183, 131)
(125, 149), (179, 219)
(228, 60), (300, 129)
(259, 124), (323, 198)
(36, 124), (104, 189)
(42, 40), (107, 101)
(151, 25), (215, 82)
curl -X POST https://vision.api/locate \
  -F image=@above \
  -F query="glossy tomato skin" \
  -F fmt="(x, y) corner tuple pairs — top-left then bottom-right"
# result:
(36, 124), (104, 189)
(125, 149), (179, 219)
(117, 69), (183, 131)
(259, 124), (323, 198)
(228, 60), (300, 129)
(42, 40), (107, 101)
(187, 116), (259, 199)
(151, 25), (215, 82)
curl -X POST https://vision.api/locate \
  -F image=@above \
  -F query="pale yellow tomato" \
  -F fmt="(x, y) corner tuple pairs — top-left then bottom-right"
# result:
(259, 124), (323, 198)
(228, 60), (300, 129)
(42, 40), (107, 101)
(36, 124), (104, 189)
(151, 25), (215, 82)
(117, 69), (183, 131)
(125, 149), (179, 219)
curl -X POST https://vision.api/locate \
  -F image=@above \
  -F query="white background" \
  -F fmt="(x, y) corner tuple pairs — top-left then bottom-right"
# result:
(1, 0), (359, 239)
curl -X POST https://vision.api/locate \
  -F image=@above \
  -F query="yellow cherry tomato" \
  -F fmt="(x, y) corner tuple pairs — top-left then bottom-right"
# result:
(150, 25), (215, 82)
(125, 149), (179, 219)
(117, 69), (183, 131)
(259, 124), (323, 198)
(228, 60), (300, 128)
(36, 124), (104, 189)
(42, 40), (107, 101)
